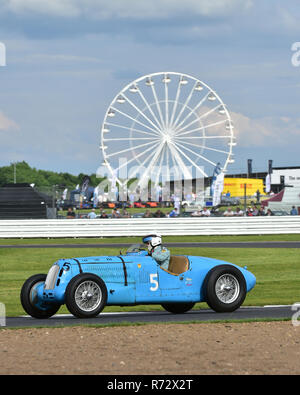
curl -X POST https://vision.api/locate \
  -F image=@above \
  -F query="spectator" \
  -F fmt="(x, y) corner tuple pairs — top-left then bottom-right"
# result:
(246, 207), (253, 216)
(252, 206), (259, 216)
(66, 207), (76, 219)
(223, 207), (234, 217)
(174, 195), (181, 214)
(87, 209), (97, 219)
(211, 207), (220, 216)
(290, 206), (298, 215)
(169, 208), (179, 217)
(129, 192), (135, 208)
(201, 207), (211, 217)
(121, 209), (131, 218)
(143, 209), (153, 218)
(256, 189), (261, 203)
(191, 209), (202, 217)
(257, 207), (265, 216)
(100, 210), (108, 218)
(112, 208), (121, 218)
(234, 207), (244, 216)
(153, 209), (166, 218)
(266, 208), (274, 216)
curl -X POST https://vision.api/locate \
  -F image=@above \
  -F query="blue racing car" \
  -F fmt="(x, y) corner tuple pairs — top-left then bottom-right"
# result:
(21, 244), (256, 318)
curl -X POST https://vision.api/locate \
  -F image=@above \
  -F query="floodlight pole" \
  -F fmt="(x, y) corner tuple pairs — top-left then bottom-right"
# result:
(244, 183), (247, 215)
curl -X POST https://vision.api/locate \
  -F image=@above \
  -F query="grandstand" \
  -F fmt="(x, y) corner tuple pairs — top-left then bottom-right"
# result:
(0, 183), (52, 219)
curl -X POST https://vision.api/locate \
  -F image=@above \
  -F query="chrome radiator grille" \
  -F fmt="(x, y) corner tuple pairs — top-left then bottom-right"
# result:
(44, 264), (60, 290)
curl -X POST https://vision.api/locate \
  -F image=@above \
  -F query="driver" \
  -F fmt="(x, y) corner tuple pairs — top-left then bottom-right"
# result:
(142, 233), (170, 270)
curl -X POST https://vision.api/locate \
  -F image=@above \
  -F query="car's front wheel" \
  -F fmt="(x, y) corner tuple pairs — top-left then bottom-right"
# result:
(204, 265), (246, 313)
(161, 302), (195, 314)
(65, 273), (107, 318)
(20, 274), (61, 319)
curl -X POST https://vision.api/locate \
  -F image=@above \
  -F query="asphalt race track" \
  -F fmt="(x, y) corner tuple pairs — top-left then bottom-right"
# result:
(5, 306), (293, 328)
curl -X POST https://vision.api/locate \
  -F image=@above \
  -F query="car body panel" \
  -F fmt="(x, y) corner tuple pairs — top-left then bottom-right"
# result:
(38, 246), (256, 308)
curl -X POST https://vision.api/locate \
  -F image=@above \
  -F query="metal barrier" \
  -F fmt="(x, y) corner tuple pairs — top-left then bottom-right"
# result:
(0, 216), (300, 238)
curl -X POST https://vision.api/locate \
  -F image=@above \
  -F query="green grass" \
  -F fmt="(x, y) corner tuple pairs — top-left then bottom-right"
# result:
(0, 233), (300, 245)
(1, 242), (300, 317)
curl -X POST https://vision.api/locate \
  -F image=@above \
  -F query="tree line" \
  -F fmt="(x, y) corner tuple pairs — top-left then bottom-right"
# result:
(0, 161), (102, 189)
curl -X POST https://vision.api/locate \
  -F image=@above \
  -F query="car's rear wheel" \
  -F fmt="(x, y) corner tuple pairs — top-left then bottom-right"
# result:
(20, 274), (61, 319)
(65, 273), (107, 318)
(161, 302), (195, 314)
(204, 265), (246, 312)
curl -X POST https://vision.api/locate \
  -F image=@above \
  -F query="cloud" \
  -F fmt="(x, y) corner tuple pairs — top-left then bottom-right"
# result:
(0, 0), (258, 47)
(2, 0), (253, 19)
(0, 111), (20, 131)
(2, 0), (80, 18)
(231, 111), (300, 148)
(15, 53), (103, 64)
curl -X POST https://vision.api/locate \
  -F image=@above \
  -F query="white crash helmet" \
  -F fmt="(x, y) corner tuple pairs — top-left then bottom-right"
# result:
(142, 233), (162, 249)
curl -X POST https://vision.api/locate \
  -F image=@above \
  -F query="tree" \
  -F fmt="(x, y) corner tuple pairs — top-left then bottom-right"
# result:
(0, 161), (107, 189)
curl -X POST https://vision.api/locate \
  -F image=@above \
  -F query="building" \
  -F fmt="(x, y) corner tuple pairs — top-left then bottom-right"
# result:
(188, 165), (300, 197)
(269, 167), (300, 189)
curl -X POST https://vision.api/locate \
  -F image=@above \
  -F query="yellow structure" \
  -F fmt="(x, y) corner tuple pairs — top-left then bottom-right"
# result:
(223, 178), (265, 197)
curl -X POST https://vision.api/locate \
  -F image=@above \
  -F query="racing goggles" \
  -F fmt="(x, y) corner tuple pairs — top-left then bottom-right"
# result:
(142, 235), (156, 244)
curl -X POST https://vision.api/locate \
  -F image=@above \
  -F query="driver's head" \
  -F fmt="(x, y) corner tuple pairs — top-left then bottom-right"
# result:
(142, 233), (162, 251)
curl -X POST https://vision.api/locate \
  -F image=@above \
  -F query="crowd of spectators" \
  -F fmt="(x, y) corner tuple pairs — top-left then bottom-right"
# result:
(65, 202), (299, 219)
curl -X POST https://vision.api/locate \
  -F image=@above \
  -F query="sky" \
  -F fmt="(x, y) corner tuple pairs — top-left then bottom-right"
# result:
(0, 0), (300, 179)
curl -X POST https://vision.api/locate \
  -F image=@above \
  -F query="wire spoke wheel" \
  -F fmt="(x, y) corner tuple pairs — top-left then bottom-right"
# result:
(101, 72), (235, 187)
(205, 265), (247, 313)
(215, 274), (240, 304)
(65, 273), (108, 318)
(75, 280), (102, 312)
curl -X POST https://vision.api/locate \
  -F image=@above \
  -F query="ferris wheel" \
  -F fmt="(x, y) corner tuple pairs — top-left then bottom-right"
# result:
(100, 71), (235, 187)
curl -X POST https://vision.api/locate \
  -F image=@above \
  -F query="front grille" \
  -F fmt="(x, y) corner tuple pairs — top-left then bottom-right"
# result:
(44, 264), (60, 290)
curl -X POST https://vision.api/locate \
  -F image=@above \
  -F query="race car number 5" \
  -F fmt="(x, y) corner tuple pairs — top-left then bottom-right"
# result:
(150, 273), (158, 291)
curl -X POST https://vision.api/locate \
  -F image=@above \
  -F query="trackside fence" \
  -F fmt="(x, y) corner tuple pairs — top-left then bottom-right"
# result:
(0, 216), (300, 238)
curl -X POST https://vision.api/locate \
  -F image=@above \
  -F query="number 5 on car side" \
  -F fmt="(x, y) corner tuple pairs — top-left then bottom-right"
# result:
(150, 274), (159, 291)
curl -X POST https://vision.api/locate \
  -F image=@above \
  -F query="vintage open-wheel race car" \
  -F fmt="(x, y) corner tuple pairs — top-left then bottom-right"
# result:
(21, 244), (256, 319)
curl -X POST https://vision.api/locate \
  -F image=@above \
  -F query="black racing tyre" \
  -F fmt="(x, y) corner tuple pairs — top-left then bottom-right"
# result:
(20, 274), (61, 319)
(161, 302), (195, 314)
(204, 265), (247, 313)
(65, 273), (107, 318)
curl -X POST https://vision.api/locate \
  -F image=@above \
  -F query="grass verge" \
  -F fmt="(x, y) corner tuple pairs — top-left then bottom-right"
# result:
(0, 234), (300, 245)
